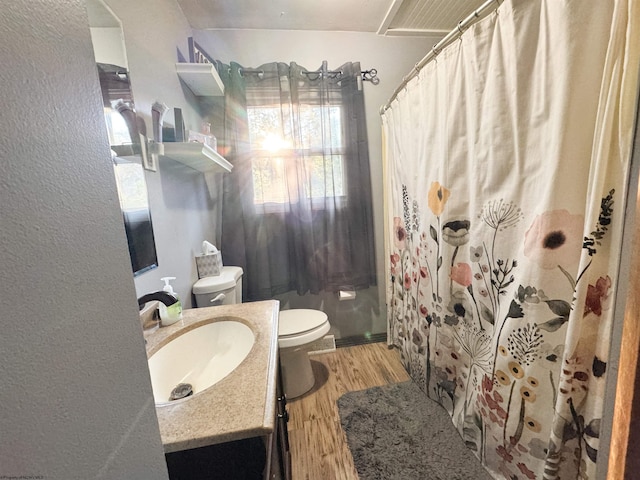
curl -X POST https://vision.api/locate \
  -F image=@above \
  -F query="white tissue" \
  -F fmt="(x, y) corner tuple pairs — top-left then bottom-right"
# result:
(196, 242), (222, 278)
(202, 241), (219, 255)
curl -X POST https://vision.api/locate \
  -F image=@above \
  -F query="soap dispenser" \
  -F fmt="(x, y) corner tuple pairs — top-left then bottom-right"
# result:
(159, 276), (182, 326)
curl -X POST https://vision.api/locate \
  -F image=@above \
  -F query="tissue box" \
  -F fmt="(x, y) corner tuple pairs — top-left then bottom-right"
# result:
(195, 252), (222, 278)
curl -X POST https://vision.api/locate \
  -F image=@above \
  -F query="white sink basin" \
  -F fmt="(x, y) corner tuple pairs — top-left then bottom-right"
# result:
(148, 320), (255, 405)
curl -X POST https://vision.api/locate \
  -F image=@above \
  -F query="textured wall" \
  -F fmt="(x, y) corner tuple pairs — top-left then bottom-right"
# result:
(104, 0), (218, 308)
(0, 0), (168, 478)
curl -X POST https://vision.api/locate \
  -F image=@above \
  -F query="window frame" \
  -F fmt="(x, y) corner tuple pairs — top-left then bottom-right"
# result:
(246, 103), (348, 213)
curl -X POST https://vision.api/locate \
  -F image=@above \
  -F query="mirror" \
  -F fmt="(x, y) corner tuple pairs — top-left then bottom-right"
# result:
(87, 0), (158, 276)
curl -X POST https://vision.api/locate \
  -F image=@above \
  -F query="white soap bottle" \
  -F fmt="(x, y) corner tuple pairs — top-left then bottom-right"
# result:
(159, 276), (182, 326)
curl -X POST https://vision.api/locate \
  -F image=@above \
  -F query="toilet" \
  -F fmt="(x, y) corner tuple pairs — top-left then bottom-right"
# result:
(192, 266), (331, 399)
(278, 309), (330, 398)
(192, 266), (243, 307)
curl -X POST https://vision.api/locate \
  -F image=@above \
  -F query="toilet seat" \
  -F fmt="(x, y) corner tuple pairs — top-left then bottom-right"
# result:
(278, 309), (329, 349)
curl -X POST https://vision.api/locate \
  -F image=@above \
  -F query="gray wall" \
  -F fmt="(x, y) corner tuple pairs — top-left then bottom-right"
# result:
(103, 0), (220, 308)
(0, 0), (167, 478)
(193, 29), (439, 337)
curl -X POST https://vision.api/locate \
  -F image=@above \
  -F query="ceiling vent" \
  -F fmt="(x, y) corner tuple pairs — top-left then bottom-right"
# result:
(378, 0), (487, 36)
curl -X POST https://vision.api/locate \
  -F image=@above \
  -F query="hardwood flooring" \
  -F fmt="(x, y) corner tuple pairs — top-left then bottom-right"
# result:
(286, 342), (410, 480)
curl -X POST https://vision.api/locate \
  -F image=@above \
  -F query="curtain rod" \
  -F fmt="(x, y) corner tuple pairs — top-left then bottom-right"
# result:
(237, 64), (380, 84)
(380, 0), (503, 114)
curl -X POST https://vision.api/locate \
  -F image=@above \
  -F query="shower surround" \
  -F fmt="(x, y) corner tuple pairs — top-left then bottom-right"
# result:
(382, 0), (640, 478)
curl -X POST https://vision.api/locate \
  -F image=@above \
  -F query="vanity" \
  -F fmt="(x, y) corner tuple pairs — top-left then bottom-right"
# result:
(144, 300), (291, 479)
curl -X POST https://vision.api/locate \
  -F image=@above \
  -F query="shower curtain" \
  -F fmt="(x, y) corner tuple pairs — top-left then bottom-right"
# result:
(382, 1), (640, 479)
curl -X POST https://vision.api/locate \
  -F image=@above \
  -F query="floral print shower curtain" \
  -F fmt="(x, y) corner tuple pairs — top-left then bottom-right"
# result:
(382, 0), (640, 478)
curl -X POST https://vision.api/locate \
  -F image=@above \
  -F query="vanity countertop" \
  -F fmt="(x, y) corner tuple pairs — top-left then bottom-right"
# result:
(145, 300), (280, 453)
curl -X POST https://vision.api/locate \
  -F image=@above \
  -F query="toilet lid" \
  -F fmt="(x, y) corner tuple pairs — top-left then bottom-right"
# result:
(279, 309), (328, 337)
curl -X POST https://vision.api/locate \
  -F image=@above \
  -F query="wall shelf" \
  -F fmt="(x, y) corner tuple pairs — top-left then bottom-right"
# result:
(175, 63), (224, 96)
(161, 142), (232, 173)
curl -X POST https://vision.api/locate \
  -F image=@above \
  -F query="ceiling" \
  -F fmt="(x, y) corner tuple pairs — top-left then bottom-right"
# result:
(86, 0), (120, 28)
(176, 0), (488, 36)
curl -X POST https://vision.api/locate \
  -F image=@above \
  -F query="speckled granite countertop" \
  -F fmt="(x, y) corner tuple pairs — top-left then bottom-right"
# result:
(144, 300), (280, 453)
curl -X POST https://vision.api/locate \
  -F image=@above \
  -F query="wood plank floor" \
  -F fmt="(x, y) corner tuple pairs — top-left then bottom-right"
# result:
(286, 342), (410, 480)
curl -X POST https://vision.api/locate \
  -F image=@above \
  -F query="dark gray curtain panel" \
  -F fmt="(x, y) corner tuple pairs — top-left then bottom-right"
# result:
(216, 61), (376, 301)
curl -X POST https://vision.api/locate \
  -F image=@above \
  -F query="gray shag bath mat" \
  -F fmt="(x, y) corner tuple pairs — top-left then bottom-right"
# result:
(338, 381), (493, 480)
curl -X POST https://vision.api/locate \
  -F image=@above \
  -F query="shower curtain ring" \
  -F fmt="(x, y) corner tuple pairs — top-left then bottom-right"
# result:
(457, 21), (464, 34)
(432, 44), (440, 56)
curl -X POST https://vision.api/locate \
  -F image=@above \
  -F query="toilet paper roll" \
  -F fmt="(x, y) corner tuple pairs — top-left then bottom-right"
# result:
(339, 290), (356, 301)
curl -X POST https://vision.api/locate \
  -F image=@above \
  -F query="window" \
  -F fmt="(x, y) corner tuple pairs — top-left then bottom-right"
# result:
(247, 104), (346, 209)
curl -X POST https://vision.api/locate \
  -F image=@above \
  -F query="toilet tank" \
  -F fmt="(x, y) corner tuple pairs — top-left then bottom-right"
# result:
(192, 266), (243, 307)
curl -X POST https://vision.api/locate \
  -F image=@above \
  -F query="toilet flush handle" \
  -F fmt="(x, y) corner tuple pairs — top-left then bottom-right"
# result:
(210, 293), (226, 304)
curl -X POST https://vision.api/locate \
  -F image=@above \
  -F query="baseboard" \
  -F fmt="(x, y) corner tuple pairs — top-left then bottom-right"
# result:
(308, 334), (337, 355)
(307, 332), (388, 354)
(335, 332), (387, 348)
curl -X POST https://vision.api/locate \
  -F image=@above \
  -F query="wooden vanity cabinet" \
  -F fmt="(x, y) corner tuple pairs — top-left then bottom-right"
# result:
(266, 360), (291, 480)
(165, 436), (266, 479)
(164, 364), (291, 480)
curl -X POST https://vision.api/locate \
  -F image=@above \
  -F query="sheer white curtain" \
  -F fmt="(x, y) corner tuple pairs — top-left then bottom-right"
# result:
(382, 0), (639, 478)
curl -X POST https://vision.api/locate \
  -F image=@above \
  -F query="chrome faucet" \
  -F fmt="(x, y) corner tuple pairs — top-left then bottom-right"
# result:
(137, 291), (178, 310)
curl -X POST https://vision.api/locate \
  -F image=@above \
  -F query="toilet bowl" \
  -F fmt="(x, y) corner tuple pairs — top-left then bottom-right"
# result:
(193, 267), (331, 399)
(278, 309), (330, 398)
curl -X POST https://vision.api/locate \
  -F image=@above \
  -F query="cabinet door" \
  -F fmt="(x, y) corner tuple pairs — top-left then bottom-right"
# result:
(274, 358), (291, 480)
(165, 437), (266, 480)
